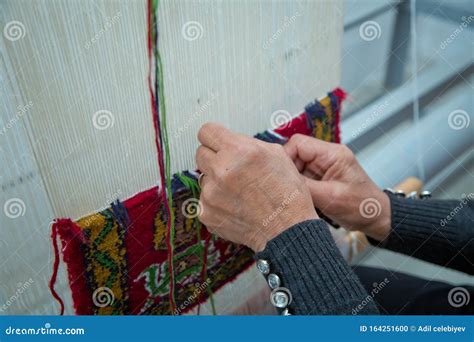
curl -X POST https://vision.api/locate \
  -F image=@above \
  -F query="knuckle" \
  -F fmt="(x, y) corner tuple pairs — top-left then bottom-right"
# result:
(291, 133), (304, 142)
(199, 122), (213, 133)
(197, 123), (209, 140)
(339, 144), (354, 159)
(290, 133), (305, 145)
(198, 122), (218, 141)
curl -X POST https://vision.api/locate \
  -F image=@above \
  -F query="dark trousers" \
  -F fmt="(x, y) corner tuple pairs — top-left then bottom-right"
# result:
(353, 266), (474, 315)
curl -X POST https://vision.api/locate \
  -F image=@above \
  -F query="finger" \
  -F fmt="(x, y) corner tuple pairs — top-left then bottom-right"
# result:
(294, 158), (305, 172)
(283, 134), (336, 172)
(302, 168), (318, 179)
(196, 145), (217, 176)
(303, 177), (333, 209)
(198, 122), (234, 152)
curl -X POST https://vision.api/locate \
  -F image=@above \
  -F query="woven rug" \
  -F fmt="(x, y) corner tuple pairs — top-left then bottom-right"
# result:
(52, 88), (345, 315)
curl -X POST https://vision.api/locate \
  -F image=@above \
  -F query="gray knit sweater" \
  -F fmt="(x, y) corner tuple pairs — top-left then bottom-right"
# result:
(255, 193), (474, 315)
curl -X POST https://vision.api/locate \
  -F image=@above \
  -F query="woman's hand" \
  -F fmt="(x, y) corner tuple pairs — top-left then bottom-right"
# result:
(284, 134), (391, 241)
(196, 123), (317, 252)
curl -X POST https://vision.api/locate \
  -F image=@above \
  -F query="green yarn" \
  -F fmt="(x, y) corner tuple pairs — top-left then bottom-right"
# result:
(153, 0), (177, 311)
(152, 0), (215, 316)
(177, 173), (216, 315)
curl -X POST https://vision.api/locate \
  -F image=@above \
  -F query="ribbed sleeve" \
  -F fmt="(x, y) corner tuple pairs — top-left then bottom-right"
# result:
(255, 219), (379, 315)
(370, 193), (474, 275)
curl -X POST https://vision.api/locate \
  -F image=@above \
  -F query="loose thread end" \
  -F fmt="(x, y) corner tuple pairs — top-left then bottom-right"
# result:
(49, 220), (65, 315)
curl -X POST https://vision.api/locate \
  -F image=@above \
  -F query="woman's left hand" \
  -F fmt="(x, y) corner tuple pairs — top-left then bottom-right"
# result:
(195, 123), (317, 252)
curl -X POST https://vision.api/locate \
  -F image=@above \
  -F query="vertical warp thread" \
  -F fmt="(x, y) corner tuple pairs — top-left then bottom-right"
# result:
(148, 0), (177, 313)
(156, 0), (178, 314)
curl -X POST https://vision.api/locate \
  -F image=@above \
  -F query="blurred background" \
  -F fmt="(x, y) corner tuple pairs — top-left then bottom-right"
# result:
(339, 0), (473, 289)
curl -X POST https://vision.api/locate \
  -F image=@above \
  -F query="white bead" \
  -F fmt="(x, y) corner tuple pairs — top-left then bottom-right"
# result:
(256, 259), (270, 275)
(271, 291), (289, 308)
(267, 273), (281, 289)
(420, 190), (432, 199)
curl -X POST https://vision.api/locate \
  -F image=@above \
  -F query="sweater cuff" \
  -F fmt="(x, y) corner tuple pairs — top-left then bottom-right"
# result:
(369, 192), (469, 251)
(255, 219), (378, 315)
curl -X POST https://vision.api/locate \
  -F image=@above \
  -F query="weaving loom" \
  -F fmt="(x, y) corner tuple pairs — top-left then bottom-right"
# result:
(52, 89), (345, 315)
(1, 0), (344, 315)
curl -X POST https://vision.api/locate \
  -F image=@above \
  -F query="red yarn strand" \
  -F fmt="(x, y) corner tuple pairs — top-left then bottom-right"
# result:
(147, 0), (177, 313)
(49, 222), (65, 315)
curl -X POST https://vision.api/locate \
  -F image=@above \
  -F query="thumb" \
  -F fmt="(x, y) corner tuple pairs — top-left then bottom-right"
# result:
(303, 177), (333, 209)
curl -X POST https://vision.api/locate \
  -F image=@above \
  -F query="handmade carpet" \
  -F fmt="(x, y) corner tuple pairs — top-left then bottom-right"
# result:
(50, 88), (345, 315)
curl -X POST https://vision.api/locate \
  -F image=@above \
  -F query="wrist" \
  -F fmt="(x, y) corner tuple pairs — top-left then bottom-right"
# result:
(363, 191), (391, 241)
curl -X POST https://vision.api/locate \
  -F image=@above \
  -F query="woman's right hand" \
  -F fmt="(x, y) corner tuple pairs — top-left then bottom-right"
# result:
(284, 134), (391, 241)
